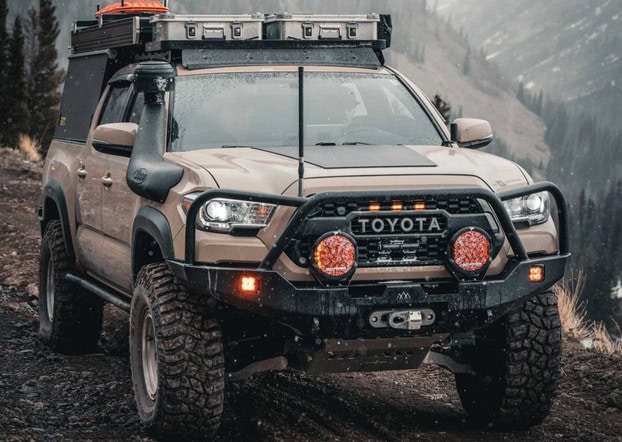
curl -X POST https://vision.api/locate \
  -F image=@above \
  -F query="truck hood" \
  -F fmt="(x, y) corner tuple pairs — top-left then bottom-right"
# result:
(167, 144), (529, 195)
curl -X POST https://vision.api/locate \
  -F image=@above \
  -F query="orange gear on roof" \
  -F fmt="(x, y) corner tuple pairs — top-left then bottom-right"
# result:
(95, 1), (169, 17)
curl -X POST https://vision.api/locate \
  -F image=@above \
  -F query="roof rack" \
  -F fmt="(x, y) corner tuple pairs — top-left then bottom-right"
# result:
(70, 11), (393, 60)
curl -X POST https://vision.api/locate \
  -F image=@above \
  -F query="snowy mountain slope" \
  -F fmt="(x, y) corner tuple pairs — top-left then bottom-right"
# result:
(435, 0), (622, 126)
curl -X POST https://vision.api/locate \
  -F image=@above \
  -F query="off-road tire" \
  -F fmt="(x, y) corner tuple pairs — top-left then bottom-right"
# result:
(130, 263), (225, 438)
(38, 220), (103, 354)
(456, 291), (561, 429)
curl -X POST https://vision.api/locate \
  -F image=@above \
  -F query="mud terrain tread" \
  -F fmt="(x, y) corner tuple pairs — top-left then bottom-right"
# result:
(39, 220), (103, 354)
(500, 291), (561, 424)
(457, 291), (561, 429)
(132, 263), (225, 437)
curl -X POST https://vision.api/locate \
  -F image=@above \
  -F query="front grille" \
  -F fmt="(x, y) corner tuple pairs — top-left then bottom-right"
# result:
(319, 197), (482, 217)
(288, 196), (482, 268)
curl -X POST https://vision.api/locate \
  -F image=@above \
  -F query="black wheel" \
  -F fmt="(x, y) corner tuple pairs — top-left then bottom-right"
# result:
(130, 263), (225, 438)
(456, 291), (561, 429)
(39, 220), (103, 354)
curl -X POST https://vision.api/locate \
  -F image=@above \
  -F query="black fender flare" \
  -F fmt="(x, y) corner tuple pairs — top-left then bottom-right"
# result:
(131, 206), (175, 279)
(39, 179), (75, 261)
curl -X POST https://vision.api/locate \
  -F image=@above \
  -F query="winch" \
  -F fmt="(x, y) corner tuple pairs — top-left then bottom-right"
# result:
(369, 309), (436, 330)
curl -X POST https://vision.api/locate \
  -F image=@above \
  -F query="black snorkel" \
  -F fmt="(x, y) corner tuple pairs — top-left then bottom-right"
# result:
(127, 61), (184, 203)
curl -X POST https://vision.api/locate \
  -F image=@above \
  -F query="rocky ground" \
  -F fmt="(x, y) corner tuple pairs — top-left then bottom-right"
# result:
(1, 148), (622, 440)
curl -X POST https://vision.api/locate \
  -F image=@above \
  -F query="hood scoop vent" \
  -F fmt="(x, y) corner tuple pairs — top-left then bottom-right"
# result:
(253, 145), (437, 169)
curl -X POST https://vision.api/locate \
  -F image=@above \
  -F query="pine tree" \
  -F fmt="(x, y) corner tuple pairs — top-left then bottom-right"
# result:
(462, 48), (471, 76)
(28, 0), (63, 154)
(0, 0), (9, 146)
(516, 81), (525, 103)
(24, 7), (39, 86)
(413, 43), (420, 63)
(5, 15), (30, 147)
(5, 15), (30, 148)
(432, 94), (451, 122)
(535, 90), (544, 115)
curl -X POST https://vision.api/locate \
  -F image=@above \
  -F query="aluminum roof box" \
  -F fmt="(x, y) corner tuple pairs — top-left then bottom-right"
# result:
(151, 13), (264, 42)
(265, 13), (380, 41)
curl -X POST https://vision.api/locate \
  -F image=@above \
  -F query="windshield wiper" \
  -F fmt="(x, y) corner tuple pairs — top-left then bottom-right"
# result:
(315, 142), (337, 146)
(221, 145), (254, 148)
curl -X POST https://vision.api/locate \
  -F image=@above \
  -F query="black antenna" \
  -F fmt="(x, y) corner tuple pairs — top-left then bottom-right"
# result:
(298, 67), (305, 198)
(450, 122), (458, 144)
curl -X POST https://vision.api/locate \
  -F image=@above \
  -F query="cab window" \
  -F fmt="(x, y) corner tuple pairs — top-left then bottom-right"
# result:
(128, 91), (145, 124)
(98, 82), (145, 125)
(99, 83), (132, 125)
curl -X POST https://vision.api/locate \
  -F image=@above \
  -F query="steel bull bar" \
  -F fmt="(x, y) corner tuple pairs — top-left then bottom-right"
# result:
(168, 182), (570, 331)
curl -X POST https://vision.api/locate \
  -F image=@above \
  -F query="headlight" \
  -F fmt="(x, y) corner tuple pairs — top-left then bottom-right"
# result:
(502, 192), (550, 226)
(182, 195), (276, 233)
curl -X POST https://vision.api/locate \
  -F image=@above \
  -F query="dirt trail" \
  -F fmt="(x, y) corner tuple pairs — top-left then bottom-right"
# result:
(1, 149), (621, 440)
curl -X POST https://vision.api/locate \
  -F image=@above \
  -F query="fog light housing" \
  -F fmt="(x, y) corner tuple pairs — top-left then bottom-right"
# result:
(311, 232), (357, 281)
(450, 228), (492, 274)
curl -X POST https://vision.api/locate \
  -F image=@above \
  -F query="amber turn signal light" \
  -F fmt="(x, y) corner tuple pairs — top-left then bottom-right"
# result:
(391, 201), (404, 211)
(239, 275), (260, 295)
(528, 265), (545, 283)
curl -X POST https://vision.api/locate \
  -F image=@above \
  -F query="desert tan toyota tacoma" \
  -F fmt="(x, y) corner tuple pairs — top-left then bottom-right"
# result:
(37, 3), (570, 438)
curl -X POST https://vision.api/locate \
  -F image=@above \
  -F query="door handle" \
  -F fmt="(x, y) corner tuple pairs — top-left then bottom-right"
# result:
(101, 174), (113, 188)
(77, 167), (87, 178)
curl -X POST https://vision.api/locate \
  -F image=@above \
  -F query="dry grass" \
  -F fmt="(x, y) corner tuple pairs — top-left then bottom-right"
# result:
(555, 272), (622, 357)
(555, 273), (591, 341)
(593, 322), (622, 355)
(18, 134), (42, 163)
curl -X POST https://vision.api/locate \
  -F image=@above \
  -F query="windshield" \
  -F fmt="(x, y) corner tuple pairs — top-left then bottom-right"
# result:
(169, 71), (444, 151)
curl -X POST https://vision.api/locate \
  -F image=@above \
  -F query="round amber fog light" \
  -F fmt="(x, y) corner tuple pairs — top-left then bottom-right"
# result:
(311, 233), (357, 280)
(450, 229), (491, 273)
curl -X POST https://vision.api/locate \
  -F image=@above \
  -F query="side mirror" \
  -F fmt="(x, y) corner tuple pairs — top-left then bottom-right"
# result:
(450, 118), (493, 149)
(92, 122), (138, 156)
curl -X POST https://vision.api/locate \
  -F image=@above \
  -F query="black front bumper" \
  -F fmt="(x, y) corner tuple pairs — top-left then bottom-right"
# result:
(168, 253), (568, 335)
(173, 182), (570, 336)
